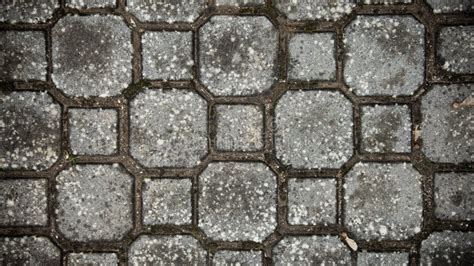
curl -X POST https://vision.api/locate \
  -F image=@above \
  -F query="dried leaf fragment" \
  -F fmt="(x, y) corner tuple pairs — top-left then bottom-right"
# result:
(452, 96), (474, 109)
(414, 125), (422, 142)
(341, 232), (358, 251)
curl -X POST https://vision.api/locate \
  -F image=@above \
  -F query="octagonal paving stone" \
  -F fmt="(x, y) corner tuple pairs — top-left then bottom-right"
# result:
(420, 231), (474, 265)
(199, 16), (278, 96)
(275, 90), (353, 169)
(438, 25), (474, 74)
(66, 0), (116, 8)
(212, 251), (262, 265)
(426, 0), (473, 13)
(199, 162), (277, 242)
(344, 15), (425, 96)
(0, 91), (61, 170)
(344, 162), (423, 240)
(55, 164), (133, 242)
(0, 0), (58, 23)
(52, 15), (132, 97)
(216, 0), (264, 6)
(274, 0), (355, 21)
(273, 236), (351, 265)
(0, 236), (60, 265)
(128, 235), (207, 264)
(67, 253), (118, 266)
(357, 251), (409, 266)
(421, 84), (473, 164)
(130, 88), (208, 168)
(127, 0), (208, 23)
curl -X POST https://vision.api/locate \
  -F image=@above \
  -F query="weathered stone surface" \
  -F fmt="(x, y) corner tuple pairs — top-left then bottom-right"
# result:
(199, 16), (278, 96)
(434, 172), (473, 221)
(344, 15), (424, 96)
(420, 231), (474, 265)
(127, 0), (207, 23)
(0, 0), (57, 23)
(66, 0), (116, 8)
(212, 251), (262, 265)
(67, 253), (118, 266)
(357, 251), (409, 266)
(274, 0), (355, 21)
(0, 236), (60, 265)
(344, 163), (423, 240)
(130, 89), (208, 167)
(56, 164), (133, 241)
(438, 26), (473, 74)
(426, 0), (473, 13)
(275, 90), (353, 169)
(0, 91), (61, 170)
(199, 162), (277, 242)
(216, 0), (264, 6)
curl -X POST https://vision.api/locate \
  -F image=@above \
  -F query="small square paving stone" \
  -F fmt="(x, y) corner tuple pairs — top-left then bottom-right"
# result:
(344, 16), (424, 96)
(216, 0), (264, 6)
(0, 179), (47, 226)
(0, 0), (58, 23)
(55, 164), (133, 242)
(212, 251), (262, 265)
(273, 236), (351, 265)
(420, 231), (474, 265)
(69, 108), (117, 155)
(361, 104), (411, 153)
(344, 163), (423, 240)
(288, 33), (336, 81)
(199, 16), (278, 96)
(199, 162), (277, 242)
(357, 251), (409, 266)
(438, 26), (474, 74)
(142, 178), (192, 225)
(52, 15), (132, 97)
(426, 0), (473, 13)
(0, 91), (61, 170)
(288, 178), (336, 225)
(130, 89), (208, 167)
(128, 235), (207, 264)
(127, 0), (208, 23)
(66, 0), (116, 8)
(142, 31), (193, 80)
(274, 0), (355, 21)
(434, 172), (473, 221)
(67, 253), (118, 266)
(215, 104), (263, 151)
(0, 236), (60, 265)
(421, 84), (473, 164)
(275, 90), (353, 169)
(1, 31), (47, 81)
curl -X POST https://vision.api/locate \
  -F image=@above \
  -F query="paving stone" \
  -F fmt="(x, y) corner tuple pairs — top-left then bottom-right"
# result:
(66, 0), (116, 8)
(128, 235), (207, 264)
(273, 236), (351, 265)
(216, 0), (264, 6)
(344, 15), (424, 96)
(69, 108), (118, 155)
(127, 0), (207, 23)
(212, 251), (262, 265)
(288, 178), (336, 225)
(199, 16), (278, 96)
(0, 0), (58, 23)
(420, 84), (473, 163)
(434, 172), (473, 221)
(0, 236), (60, 265)
(199, 162), (277, 242)
(55, 164), (133, 241)
(426, 0), (473, 13)
(274, 0), (355, 21)
(52, 15), (132, 97)
(438, 26), (474, 74)
(361, 0), (412, 3)
(215, 104), (263, 151)
(67, 253), (118, 266)
(344, 163), (423, 240)
(361, 104), (411, 153)
(142, 178), (192, 225)
(142, 31), (193, 80)
(0, 91), (61, 170)
(288, 33), (336, 81)
(357, 251), (409, 266)
(0, 31), (47, 81)
(275, 90), (353, 169)
(420, 231), (474, 265)
(130, 89), (208, 167)
(0, 179), (47, 226)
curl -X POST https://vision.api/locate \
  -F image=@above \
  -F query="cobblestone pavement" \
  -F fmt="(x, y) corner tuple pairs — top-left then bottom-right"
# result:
(0, 0), (473, 265)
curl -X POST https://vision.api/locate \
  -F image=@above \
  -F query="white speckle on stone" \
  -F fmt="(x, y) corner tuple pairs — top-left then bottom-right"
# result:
(438, 25), (473, 74)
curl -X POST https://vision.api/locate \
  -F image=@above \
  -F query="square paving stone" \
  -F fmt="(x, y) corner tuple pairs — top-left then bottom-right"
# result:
(434, 172), (473, 221)
(288, 178), (336, 225)
(361, 104), (411, 153)
(69, 108), (118, 155)
(212, 251), (262, 265)
(67, 253), (118, 266)
(426, 0), (473, 13)
(66, 0), (116, 8)
(288, 33), (336, 81)
(420, 231), (474, 265)
(0, 179), (47, 226)
(357, 251), (409, 266)
(438, 26), (473, 74)
(216, 0), (264, 6)
(0, 236), (60, 265)
(142, 31), (193, 80)
(1, 31), (47, 81)
(215, 104), (263, 151)
(274, 0), (355, 21)
(127, 0), (207, 23)
(0, 0), (58, 23)
(344, 15), (424, 96)
(142, 178), (192, 225)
